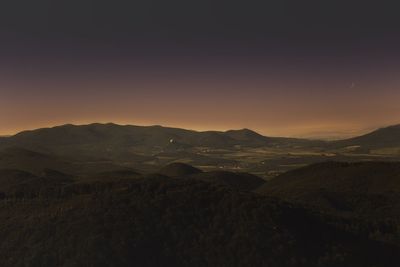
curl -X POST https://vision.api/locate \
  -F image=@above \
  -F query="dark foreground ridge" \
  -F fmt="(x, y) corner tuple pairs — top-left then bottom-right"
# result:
(0, 163), (398, 266)
(258, 161), (400, 248)
(258, 161), (400, 216)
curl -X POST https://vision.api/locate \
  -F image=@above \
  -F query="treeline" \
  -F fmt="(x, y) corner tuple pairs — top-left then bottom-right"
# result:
(0, 174), (398, 266)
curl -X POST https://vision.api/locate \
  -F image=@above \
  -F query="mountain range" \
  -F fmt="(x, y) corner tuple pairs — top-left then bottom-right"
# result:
(0, 123), (399, 155)
(0, 123), (312, 154)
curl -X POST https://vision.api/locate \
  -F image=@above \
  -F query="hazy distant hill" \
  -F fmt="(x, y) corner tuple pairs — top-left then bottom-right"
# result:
(225, 128), (323, 147)
(332, 124), (400, 151)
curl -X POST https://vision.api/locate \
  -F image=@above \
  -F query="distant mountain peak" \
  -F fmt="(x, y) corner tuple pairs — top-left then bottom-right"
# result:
(226, 128), (260, 134)
(224, 128), (267, 140)
(378, 124), (400, 130)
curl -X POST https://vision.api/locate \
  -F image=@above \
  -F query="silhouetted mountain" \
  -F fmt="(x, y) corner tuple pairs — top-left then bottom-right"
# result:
(332, 124), (400, 150)
(0, 123), (318, 159)
(158, 162), (203, 177)
(0, 175), (397, 267)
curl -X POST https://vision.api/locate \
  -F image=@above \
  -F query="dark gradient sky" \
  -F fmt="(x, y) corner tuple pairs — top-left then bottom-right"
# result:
(1, 1), (400, 138)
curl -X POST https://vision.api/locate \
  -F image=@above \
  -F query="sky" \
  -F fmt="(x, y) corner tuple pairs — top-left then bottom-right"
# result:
(1, 0), (400, 139)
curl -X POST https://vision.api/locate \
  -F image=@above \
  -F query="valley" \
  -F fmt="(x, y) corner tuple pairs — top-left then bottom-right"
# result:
(0, 123), (399, 266)
(1, 123), (399, 180)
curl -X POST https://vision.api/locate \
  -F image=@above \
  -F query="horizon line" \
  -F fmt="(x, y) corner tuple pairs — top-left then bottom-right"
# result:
(1, 121), (397, 141)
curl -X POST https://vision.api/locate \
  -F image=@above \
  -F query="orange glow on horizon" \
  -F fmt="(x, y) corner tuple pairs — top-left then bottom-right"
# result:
(1, 65), (400, 139)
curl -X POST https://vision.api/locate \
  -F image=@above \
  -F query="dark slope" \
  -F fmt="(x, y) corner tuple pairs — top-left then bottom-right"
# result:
(0, 146), (134, 176)
(0, 147), (74, 175)
(158, 162), (203, 177)
(95, 169), (140, 178)
(0, 123), (317, 159)
(155, 151), (237, 166)
(0, 169), (39, 193)
(84, 169), (141, 182)
(257, 161), (400, 247)
(332, 124), (400, 150)
(257, 161), (400, 218)
(224, 128), (272, 146)
(259, 161), (400, 194)
(189, 170), (266, 191)
(225, 128), (325, 147)
(0, 169), (74, 198)
(0, 175), (397, 267)
(158, 163), (265, 191)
